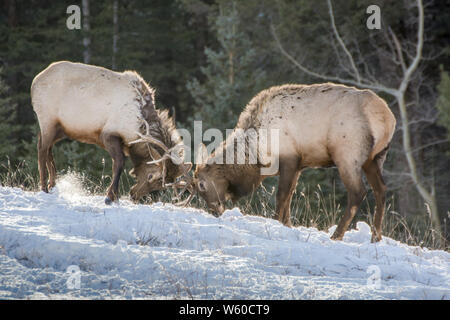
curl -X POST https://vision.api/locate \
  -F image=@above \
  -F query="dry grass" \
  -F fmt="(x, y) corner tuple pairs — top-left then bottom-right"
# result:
(0, 160), (448, 251)
(0, 158), (39, 191)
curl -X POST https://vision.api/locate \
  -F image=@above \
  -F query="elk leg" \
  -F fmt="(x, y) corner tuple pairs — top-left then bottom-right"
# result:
(37, 131), (49, 193)
(46, 127), (65, 190)
(363, 159), (387, 242)
(38, 126), (60, 193)
(331, 166), (366, 240)
(103, 134), (125, 205)
(275, 158), (300, 227)
(46, 146), (56, 190)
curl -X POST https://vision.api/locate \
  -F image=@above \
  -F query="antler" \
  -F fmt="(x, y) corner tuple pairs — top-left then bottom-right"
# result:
(131, 134), (185, 165)
(130, 123), (193, 200)
(168, 174), (195, 207)
(129, 132), (169, 154)
(146, 153), (171, 165)
(175, 192), (195, 207)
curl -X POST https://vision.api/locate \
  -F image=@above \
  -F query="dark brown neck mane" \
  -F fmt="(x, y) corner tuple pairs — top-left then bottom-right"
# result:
(129, 79), (181, 172)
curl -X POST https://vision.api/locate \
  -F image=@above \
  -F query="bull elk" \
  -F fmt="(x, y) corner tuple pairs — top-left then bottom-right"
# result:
(31, 61), (191, 204)
(194, 83), (396, 242)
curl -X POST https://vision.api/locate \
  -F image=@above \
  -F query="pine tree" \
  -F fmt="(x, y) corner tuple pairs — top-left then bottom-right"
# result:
(187, 1), (266, 132)
(0, 68), (18, 160)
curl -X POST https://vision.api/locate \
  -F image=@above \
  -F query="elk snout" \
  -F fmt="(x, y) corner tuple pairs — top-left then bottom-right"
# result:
(130, 184), (143, 203)
(209, 201), (225, 217)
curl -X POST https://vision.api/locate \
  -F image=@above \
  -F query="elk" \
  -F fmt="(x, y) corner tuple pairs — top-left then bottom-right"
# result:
(31, 61), (191, 204)
(193, 83), (396, 242)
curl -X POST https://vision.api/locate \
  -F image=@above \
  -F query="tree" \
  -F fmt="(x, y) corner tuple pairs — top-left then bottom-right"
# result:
(187, 0), (266, 131)
(112, 0), (119, 70)
(436, 66), (450, 140)
(82, 0), (91, 64)
(0, 68), (18, 159)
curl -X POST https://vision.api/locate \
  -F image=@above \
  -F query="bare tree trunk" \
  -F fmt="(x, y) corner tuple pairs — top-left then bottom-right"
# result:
(112, 0), (119, 70)
(393, 1), (442, 241)
(82, 0), (91, 64)
(397, 93), (441, 236)
(219, 2), (236, 85)
(7, 0), (17, 27)
(228, 41), (235, 85)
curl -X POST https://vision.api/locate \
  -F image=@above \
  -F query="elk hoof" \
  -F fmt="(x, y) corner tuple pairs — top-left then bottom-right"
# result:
(330, 232), (343, 241)
(211, 211), (220, 218)
(371, 234), (382, 243)
(283, 221), (293, 228)
(105, 197), (113, 205)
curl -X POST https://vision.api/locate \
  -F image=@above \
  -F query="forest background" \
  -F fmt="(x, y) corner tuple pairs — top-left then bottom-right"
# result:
(1, 0), (449, 249)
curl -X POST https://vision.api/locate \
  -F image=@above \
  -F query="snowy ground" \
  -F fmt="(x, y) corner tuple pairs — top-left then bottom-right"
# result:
(0, 176), (449, 300)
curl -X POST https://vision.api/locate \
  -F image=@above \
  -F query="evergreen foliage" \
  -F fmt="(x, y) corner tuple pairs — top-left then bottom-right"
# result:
(0, 68), (18, 158)
(187, 1), (266, 131)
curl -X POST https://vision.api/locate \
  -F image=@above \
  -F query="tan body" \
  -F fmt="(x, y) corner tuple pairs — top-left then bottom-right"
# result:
(31, 61), (187, 203)
(195, 83), (396, 242)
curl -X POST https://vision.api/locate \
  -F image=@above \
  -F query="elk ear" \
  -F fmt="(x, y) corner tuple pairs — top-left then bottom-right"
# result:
(177, 162), (192, 177)
(196, 143), (208, 165)
(129, 168), (136, 177)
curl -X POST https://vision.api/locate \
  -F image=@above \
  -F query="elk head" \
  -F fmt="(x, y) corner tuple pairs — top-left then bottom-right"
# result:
(129, 132), (192, 201)
(192, 143), (230, 216)
(192, 142), (264, 216)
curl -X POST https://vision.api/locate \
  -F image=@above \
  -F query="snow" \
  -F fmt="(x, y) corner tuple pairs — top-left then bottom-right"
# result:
(0, 178), (449, 300)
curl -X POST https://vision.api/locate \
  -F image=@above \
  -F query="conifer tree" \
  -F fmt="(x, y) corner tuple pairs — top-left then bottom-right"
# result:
(187, 1), (266, 132)
(0, 68), (18, 159)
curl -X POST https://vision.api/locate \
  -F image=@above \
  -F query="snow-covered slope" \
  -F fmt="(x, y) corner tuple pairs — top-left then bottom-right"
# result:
(0, 178), (449, 299)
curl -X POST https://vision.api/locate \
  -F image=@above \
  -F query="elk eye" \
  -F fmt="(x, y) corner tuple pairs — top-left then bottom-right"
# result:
(198, 181), (206, 192)
(147, 174), (153, 181)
